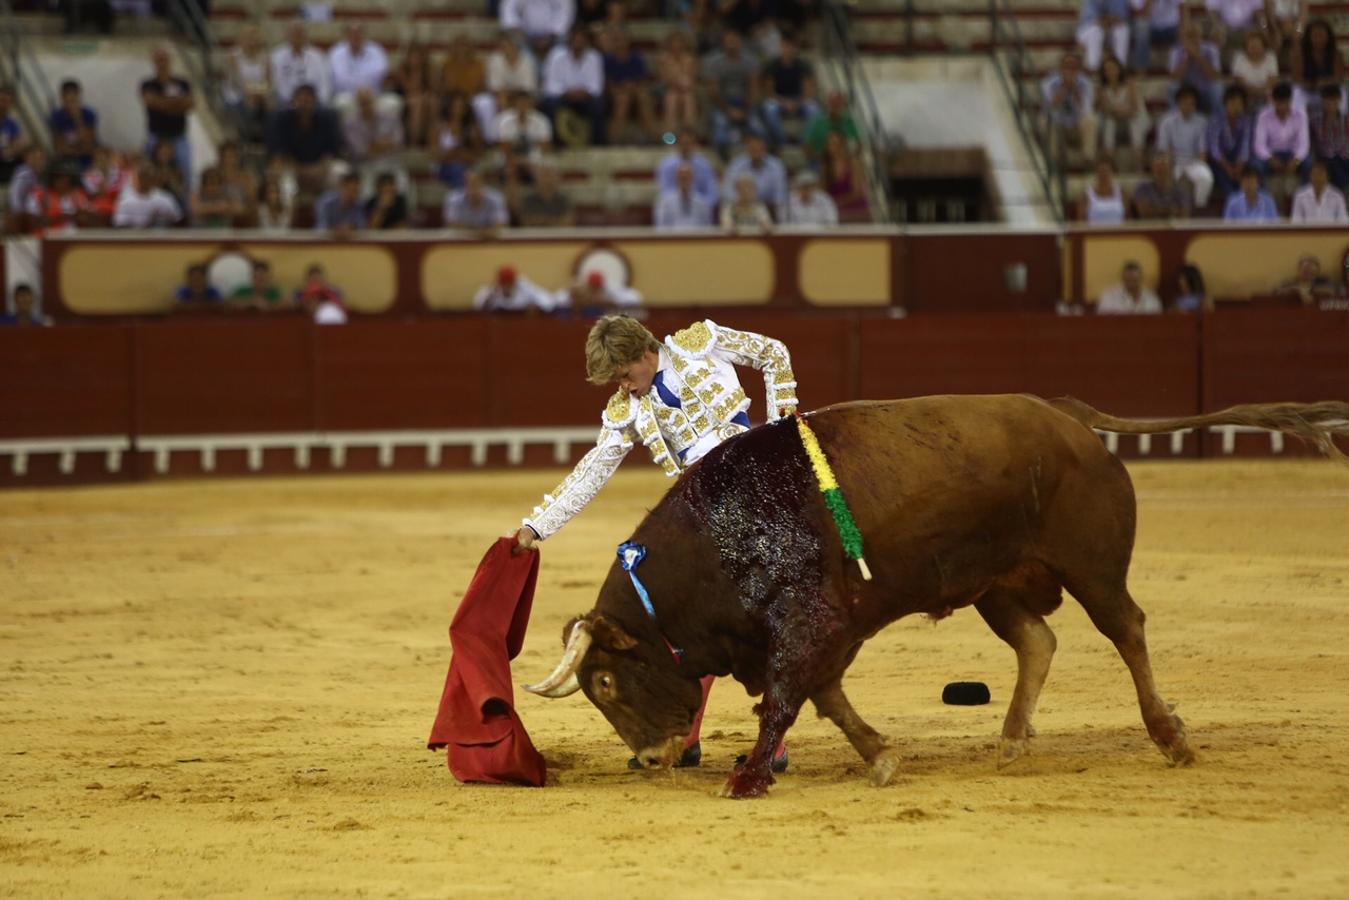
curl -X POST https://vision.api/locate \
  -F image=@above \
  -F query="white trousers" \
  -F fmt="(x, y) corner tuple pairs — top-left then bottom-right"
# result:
(1175, 159), (1214, 208)
(1076, 22), (1130, 71)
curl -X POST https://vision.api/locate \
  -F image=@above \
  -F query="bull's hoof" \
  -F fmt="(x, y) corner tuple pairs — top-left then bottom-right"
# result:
(718, 768), (774, 799)
(868, 748), (902, 787)
(995, 737), (1031, 769)
(1153, 713), (1197, 768)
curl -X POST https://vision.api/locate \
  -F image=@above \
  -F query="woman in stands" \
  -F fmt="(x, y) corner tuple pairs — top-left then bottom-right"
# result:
(1290, 19), (1346, 98)
(432, 93), (484, 190)
(388, 44), (438, 149)
(1173, 264), (1210, 313)
(657, 31), (700, 134)
(1096, 55), (1150, 169)
(821, 130), (867, 219)
(1081, 156), (1128, 224)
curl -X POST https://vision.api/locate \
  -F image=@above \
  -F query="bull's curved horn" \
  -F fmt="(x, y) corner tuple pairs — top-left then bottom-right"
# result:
(522, 620), (591, 698)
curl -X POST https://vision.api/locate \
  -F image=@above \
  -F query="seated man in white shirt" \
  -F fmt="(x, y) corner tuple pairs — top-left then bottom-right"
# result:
(494, 91), (553, 154)
(542, 26), (606, 146)
(327, 24), (399, 120)
(653, 162), (715, 230)
(555, 271), (643, 314)
(270, 21), (332, 105)
(473, 264), (556, 312)
(112, 164), (183, 228)
(476, 34), (538, 142)
(1096, 260), (1163, 314)
(500, 0), (572, 60)
(781, 171), (838, 227)
(1290, 160), (1349, 223)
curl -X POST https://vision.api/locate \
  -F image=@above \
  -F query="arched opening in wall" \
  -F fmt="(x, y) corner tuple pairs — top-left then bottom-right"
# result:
(888, 148), (995, 224)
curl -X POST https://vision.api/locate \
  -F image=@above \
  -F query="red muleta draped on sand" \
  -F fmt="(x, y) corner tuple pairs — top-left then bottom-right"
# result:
(428, 537), (547, 786)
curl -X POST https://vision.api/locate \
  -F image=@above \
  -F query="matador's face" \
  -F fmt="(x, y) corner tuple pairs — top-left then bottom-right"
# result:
(615, 350), (660, 397)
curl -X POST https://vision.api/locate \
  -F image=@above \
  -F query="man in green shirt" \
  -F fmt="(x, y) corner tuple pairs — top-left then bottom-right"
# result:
(230, 260), (290, 311)
(802, 91), (859, 162)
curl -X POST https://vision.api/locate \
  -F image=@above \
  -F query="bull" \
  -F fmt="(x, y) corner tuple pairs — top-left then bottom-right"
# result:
(524, 394), (1349, 798)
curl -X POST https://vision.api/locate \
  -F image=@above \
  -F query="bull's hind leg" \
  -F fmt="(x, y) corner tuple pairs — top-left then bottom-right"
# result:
(811, 679), (901, 787)
(975, 589), (1058, 768)
(1072, 582), (1196, 767)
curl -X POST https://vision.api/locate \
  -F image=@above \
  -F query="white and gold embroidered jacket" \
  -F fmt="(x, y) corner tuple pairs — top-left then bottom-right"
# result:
(522, 320), (798, 540)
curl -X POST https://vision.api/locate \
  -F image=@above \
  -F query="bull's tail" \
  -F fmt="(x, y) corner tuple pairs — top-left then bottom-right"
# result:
(1048, 397), (1349, 462)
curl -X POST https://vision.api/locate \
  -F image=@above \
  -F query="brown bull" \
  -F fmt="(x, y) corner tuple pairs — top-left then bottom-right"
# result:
(525, 394), (1349, 798)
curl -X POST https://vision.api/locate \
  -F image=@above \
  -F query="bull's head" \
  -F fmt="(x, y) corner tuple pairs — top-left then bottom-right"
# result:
(523, 614), (703, 768)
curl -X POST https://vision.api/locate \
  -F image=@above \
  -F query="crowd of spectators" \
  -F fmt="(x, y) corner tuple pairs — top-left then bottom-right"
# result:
(1049, 1), (1348, 225)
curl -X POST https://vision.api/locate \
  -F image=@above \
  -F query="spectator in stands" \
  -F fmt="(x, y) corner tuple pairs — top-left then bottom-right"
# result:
(653, 161), (715, 230)
(1208, 85), (1254, 198)
(363, 171), (409, 230)
(501, 0), (575, 59)
(1231, 30), (1279, 107)
(216, 141), (258, 221)
(656, 127), (719, 209)
(23, 166), (93, 236)
(495, 90), (554, 154)
(299, 1), (333, 21)
(1223, 164), (1280, 218)
(605, 29), (656, 144)
(1097, 260), (1163, 313)
(149, 139), (186, 210)
(657, 30), (700, 135)
(329, 24), (393, 118)
(1096, 56), (1150, 167)
(557, 271), (643, 314)
(759, 32), (817, 151)
(444, 169), (509, 235)
(821, 129), (867, 218)
(344, 88), (406, 166)
(50, 80), (97, 170)
(1276, 254), (1338, 304)
(1172, 264), (1209, 313)
(1157, 85), (1215, 208)
(1266, 0), (1307, 57)
(479, 33), (539, 143)
(0, 84), (29, 184)
(296, 264), (348, 324)
(191, 166), (246, 228)
(8, 146), (46, 214)
(388, 45), (438, 149)
(1290, 159), (1348, 222)
(802, 90), (860, 163)
(1309, 84), (1349, 190)
(473, 264), (556, 312)
(174, 263), (223, 311)
(703, 28), (761, 157)
(1204, 0), (1266, 58)
(1041, 52), (1097, 161)
(543, 26), (607, 146)
(722, 0), (784, 58)
(81, 146), (127, 223)
(266, 84), (343, 192)
(230, 260), (290, 312)
(433, 93), (481, 188)
(1077, 0), (1131, 72)
(113, 164), (182, 228)
(0, 284), (51, 327)
(257, 177), (294, 232)
(1167, 20), (1222, 112)
(1289, 19), (1345, 95)
(271, 21), (332, 106)
(442, 35), (487, 107)
(141, 47), (194, 186)
(722, 133), (787, 219)
(224, 24), (272, 140)
(314, 171), (367, 236)
(1253, 81), (1310, 205)
(1129, 0), (1183, 71)
(1081, 156), (1128, 222)
(518, 162), (575, 227)
(1133, 150), (1192, 218)
(721, 173), (773, 233)
(263, 153), (299, 211)
(781, 170), (838, 227)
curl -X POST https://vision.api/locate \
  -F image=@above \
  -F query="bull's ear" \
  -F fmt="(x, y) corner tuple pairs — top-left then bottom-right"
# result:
(561, 615), (586, 646)
(589, 614), (639, 651)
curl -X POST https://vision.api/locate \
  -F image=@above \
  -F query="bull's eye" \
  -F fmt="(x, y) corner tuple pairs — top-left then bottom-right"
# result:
(593, 671), (617, 701)
(600, 675), (612, 688)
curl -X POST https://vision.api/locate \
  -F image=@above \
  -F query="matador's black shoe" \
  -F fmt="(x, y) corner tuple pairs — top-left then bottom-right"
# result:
(628, 741), (702, 770)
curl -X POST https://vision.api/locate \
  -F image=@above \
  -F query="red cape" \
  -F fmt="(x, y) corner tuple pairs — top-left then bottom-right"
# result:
(427, 537), (547, 787)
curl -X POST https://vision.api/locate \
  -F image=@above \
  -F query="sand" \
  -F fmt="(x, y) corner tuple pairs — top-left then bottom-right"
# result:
(2, 460), (1348, 898)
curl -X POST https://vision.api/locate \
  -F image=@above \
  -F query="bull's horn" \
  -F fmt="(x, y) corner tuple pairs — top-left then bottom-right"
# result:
(522, 620), (591, 698)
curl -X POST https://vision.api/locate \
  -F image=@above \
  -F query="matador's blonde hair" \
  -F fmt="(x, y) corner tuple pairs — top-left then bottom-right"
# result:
(585, 315), (661, 385)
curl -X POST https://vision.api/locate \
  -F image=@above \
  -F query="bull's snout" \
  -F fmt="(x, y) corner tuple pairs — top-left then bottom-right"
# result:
(633, 735), (684, 770)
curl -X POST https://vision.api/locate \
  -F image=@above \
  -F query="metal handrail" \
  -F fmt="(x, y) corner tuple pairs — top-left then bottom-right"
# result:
(987, 0), (1066, 223)
(0, 0), (59, 155)
(163, 0), (243, 139)
(819, 0), (897, 223)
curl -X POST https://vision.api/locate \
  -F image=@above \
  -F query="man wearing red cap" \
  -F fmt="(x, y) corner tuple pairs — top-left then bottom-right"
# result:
(555, 270), (643, 313)
(473, 264), (557, 312)
(512, 314), (799, 772)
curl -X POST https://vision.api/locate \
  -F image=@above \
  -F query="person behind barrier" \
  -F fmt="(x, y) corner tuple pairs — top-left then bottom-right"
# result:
(0, 284), (52, 328)
(472, 264), (556, 313)
(174, 264), (223, 311)
(1097, 260), (1163, 314)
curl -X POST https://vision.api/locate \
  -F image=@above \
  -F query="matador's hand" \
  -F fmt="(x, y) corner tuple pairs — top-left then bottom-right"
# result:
(513, 526), (537, 553)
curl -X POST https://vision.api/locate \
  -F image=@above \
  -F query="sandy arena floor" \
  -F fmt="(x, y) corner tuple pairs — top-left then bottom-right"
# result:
(2, 460), (1348, 898)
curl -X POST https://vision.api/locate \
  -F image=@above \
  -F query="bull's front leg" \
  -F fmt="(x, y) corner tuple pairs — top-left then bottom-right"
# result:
(719, 681), (802, 799)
